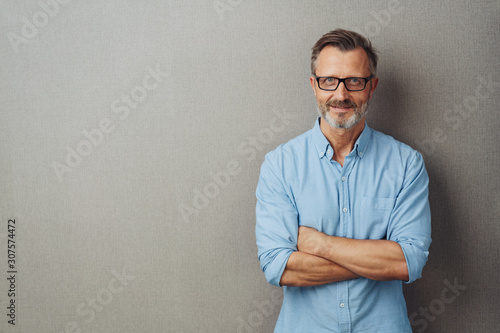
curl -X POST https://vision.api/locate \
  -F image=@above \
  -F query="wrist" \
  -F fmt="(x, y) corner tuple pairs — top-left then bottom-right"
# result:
(314, 232), (330, 258)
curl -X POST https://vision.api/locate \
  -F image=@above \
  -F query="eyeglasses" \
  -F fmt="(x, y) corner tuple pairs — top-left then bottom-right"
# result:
(314, 75), (374, 91)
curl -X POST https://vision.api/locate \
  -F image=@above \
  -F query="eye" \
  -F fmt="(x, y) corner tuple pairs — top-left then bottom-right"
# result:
(320, 77), (338, 86)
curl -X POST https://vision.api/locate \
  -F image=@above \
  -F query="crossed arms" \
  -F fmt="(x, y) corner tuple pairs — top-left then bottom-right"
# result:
(256, 149), (431, 288)
(280, 227), (409, 287)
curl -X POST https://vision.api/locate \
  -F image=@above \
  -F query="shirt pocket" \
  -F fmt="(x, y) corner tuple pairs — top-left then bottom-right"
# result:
(357, 196), (395, 239)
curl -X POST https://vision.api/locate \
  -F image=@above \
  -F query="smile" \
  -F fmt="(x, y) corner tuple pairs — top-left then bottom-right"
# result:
(329, 105), (352, 112)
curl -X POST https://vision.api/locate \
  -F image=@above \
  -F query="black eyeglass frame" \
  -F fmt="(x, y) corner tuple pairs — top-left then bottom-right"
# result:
(314, 75), (374, 91)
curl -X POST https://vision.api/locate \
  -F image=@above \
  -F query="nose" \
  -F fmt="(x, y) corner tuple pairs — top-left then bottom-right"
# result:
(335, 81), (350, 100)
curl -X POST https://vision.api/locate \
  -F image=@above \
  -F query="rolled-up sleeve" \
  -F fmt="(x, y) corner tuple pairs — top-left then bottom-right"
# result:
(255, 153), (299, 286)
(387, 151), (432, 284)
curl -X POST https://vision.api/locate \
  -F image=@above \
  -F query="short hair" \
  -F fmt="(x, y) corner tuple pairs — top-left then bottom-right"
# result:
(311, 29), (378, 76)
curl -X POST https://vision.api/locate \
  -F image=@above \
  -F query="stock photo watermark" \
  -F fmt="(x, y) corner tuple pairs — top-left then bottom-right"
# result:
(409, 277), (467, 332)
(5, 219), (17, 326)
(236, 288), (282, 333)
(352, 0), (403, 37)
(178, 108), (296, 223)
(7, 0), (73, 53)
(415, 74), (499, 157)
(51, 63), (169, 182)
(214, 0), (244, 21)
(59, 266), (135, 333)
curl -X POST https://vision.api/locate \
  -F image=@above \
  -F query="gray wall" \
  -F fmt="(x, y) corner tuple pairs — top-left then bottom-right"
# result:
(1, 0), (498, 332)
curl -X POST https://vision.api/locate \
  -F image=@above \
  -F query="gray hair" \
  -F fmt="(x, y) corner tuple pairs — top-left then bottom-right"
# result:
(311, 29), (378, 76)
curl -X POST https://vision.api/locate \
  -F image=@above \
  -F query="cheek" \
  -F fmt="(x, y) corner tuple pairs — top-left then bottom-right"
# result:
(316, 92), (333, 105)
(354, 93), (370, 105)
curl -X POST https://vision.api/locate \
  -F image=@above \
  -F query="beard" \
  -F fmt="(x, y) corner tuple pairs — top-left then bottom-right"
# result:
(317, 97), (369, 129)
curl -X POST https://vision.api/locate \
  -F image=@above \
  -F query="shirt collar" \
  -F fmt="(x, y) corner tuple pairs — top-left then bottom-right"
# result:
(312, 117), (331, 159)
(353, 121), (371, 158)
(312, 117), (372, 159)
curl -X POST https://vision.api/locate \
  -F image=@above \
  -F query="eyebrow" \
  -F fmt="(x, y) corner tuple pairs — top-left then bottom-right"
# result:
(315, 74), (368, 78)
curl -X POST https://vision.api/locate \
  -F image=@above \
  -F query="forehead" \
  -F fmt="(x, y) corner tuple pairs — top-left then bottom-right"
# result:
(315, 46), (370, 77)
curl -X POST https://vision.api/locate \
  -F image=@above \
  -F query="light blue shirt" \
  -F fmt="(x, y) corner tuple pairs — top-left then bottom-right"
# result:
(255, 118), (431, 333)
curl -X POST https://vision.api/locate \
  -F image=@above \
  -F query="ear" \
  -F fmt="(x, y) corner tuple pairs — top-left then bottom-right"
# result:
(368, 77), (379, 99)
(310, 76), (317, 97)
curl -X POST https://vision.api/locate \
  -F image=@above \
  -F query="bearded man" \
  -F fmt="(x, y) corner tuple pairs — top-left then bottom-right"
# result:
(255, 29), (431, 333)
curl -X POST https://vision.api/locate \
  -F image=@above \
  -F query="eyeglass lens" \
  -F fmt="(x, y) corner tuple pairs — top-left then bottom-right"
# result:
(318, 77), (367, 91)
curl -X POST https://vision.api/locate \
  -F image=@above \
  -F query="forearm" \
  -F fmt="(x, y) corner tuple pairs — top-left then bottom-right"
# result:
(316, 236), (408, 281)
(280, 251), (359, 287)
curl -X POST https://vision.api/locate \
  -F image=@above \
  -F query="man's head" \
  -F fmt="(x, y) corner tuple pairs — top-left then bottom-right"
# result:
(310, 29), (379, 130)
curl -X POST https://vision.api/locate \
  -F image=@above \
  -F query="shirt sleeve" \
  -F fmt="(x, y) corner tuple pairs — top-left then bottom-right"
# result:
(255, 152), (299, 286)
(387, 151), (432, 284)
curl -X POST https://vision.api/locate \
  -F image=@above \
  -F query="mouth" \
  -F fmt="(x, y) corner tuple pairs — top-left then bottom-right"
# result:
(328, 105), (353, 112)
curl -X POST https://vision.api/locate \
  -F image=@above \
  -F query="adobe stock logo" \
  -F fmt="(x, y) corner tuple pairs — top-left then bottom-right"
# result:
(7, 0), (73, 53)
(52, 63), (169, 182)
(213, 0), (244, 21)
(178, 108), (295, 223)
(352, 0), (403, 38)
(59, 267), (135, 333)
(414, 74), (499, 157)
(236, 289), (282, 333)
(409, 277), (467, 332)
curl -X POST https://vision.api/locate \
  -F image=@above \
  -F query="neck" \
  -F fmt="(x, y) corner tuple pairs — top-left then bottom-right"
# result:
(319, 117), (365, 166)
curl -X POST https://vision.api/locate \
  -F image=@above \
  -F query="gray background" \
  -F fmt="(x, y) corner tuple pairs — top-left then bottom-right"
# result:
(1, 0), (499, 332)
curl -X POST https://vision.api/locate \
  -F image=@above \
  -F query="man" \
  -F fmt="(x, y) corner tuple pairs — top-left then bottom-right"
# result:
(255, 29), (431, 332)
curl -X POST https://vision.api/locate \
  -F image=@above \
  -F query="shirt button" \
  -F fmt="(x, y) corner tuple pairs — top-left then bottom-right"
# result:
(340, 303), (345, 308)
(341, 176), (346, 181)
(343, 208), (348, 213)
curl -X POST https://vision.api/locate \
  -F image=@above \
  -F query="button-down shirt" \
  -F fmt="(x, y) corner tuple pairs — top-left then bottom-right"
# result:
(255, 118), (431, 333)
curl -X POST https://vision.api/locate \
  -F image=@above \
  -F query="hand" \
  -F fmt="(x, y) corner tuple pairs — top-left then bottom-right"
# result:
(297, 226), (327, 257)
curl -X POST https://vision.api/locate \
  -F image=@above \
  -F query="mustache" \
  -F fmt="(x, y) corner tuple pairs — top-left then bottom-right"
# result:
(326, 99), (357, 108)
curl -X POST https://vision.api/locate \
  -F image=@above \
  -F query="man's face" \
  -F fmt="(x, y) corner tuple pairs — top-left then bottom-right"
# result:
(310, 46), (378, 129)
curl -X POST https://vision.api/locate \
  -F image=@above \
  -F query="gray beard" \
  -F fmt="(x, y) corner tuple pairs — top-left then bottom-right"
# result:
(317, 101), (369, 129)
